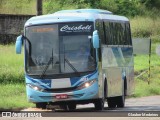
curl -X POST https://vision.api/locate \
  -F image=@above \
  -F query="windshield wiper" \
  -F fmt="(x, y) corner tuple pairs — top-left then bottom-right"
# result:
(63, 43), (80, 76)
(64, 57), (80, 77)
(40, 49), (54, 79)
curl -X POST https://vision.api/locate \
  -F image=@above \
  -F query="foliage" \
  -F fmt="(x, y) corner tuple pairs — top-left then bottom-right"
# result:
(130, 16), (160, 40)
(43, 0), (160, 17)
(140, 0), (160, 10)
(43, 0), (92, 14)
(0, 0), (36, 15)
(0, 0), (160, 17)
(100, 0), (141, 16)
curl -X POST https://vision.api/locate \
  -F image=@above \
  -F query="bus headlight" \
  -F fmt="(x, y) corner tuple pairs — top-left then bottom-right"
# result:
(27, 84), (44, 92)
(76, 79), (97, 90)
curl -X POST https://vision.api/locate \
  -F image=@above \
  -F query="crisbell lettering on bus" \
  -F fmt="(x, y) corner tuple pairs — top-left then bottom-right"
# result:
(60, 25), (92, 32)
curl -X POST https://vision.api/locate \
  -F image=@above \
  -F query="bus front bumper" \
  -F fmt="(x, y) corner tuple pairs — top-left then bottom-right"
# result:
(26, 81), (99, 103)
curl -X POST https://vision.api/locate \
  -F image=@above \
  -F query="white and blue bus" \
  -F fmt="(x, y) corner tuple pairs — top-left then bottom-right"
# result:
(16, 9), (134, 110)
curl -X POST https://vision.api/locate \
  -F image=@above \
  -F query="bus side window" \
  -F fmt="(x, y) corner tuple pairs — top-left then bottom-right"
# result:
(115, 23), (120, 45)
(112, 22), (118, 45)
(104, 21), (132, 46)
(109, 22), (114, 45)
(105, 21), (120, 45)
(126, 23), (132, 45)
(121, 23), (126, 45)
(104, 22), (111, 45)
(118, 23), (123, 45)
(96, 20), (105, 45)
(100, 21), (105, 45)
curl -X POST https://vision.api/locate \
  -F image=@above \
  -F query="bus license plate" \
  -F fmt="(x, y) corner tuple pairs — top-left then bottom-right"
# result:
(56, 94), (68, 99)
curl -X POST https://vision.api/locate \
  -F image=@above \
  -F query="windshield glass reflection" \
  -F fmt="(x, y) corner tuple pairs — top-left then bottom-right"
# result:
(25, 23), (96, 77)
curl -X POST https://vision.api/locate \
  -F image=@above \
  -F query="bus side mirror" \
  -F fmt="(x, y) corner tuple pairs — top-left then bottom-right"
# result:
(15, 35), (23, 54)
(92, 30), (99, 49)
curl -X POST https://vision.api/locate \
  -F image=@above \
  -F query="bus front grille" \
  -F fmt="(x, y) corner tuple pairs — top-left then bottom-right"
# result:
(44, 86), (78, 93)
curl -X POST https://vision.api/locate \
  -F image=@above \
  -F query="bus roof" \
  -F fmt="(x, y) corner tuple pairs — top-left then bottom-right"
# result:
(25, 9), (129, 26)
(54, 9), (113, 15)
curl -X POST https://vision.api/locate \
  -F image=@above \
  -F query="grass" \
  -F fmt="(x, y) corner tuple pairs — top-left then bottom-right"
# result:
(133, 43), (160, 97)
(130, 16), (160, 97)
(0, 45), (34, 109)
(0, 45), (24, 84)
(0, 0), (36, 15)
(0, 84), (34, 109)
(134, 73), (160, 97)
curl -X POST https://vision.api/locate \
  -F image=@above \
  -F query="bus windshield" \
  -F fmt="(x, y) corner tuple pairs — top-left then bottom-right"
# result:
(25, 22), (96, 77)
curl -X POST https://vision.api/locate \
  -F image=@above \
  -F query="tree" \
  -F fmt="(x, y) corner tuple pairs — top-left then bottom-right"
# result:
(43, 0), (160, 17)
(141, 0), (160, 9)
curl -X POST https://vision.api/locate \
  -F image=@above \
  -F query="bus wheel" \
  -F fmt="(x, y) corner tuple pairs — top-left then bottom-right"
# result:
(116, 91), (125, 108)
(94, 99), (104, 110)
(116, 96), (125, 108)
(68, 104), (76, 111)
(36, 102), (47, 109)
(107, 98), (116, 108)
(116, 81), (125, 108)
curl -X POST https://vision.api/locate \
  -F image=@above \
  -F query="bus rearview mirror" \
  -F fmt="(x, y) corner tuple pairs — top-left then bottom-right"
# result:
(15, 35), (23, 54)
(92, 30), (99, 49)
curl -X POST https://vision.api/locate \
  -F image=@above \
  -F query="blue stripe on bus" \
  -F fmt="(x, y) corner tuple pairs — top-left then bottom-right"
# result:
(25, 76), (51, 89)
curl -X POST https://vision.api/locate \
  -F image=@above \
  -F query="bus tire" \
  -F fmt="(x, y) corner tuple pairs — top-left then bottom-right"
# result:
(116, 90), (125, 108)
(68, 104), (76, 111)
(36, 102), (47, 109)
(104, 79), (107, 99)
(94, 99), (104, 110)
(117, 81), (125, 108)
(107, 97), (116, 108)
(116, 96), (125, 108)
